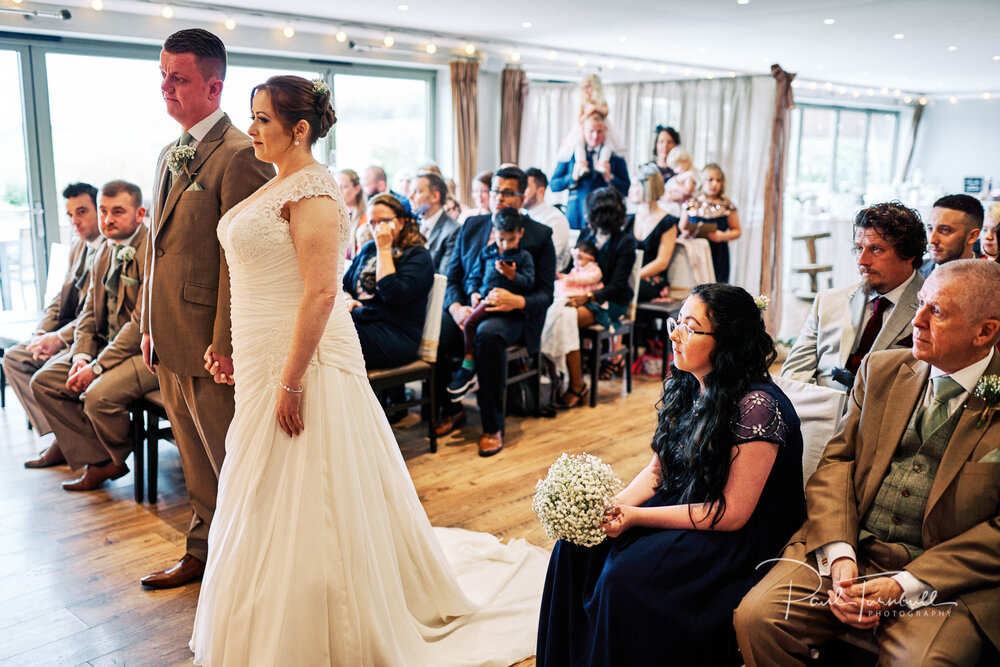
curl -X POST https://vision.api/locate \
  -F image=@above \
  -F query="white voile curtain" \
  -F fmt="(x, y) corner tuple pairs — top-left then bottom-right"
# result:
(519, 76), (777, 292)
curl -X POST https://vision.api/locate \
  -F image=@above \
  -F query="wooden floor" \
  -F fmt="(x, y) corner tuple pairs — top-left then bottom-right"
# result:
(0, 372), (663, 666)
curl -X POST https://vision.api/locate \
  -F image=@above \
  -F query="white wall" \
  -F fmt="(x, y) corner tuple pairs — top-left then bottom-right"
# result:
(909, 98), (1000, 196)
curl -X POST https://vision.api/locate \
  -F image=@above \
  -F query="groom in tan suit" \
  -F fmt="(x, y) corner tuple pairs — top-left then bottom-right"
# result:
(735, 259), (1000, 665)
(140, 29), (273, 589)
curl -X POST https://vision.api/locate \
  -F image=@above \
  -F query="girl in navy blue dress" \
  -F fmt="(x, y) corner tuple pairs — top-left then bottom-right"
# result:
(680, 164), (742, 283)
(537, 284), (805, 666)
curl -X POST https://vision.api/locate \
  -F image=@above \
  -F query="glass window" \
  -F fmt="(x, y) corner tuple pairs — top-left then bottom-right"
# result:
(866, 112), (897, 187)
(332, 74), (428, 180)
(797, 107), (835, 189)
(835, 110), (867, 194)
(0, 50), (38, 310)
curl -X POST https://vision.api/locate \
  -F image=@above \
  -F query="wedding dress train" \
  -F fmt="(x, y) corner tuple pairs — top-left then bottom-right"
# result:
(190, 163), (547, 666)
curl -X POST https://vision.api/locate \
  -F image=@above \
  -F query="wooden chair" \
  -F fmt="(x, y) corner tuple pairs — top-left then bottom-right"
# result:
(367, 273), (446, 453)
(580, 250), (643, 407)
(129, 389), (172, 503)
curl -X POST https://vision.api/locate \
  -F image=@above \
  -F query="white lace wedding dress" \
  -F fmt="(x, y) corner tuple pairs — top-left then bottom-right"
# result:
(190, 163), (548, 666)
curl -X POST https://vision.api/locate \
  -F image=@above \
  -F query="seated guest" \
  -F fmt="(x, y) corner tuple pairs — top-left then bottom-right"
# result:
(435, 166), (555, 456)
(538, 284), (805, 666)
(343, 194), (434, 370)
(550, 113), (630, 231)
(736, 259), (1000, 667)
(523, 167), (571, 269)
(361, 164), (410, 212)
(983, 203), (999, 262)
(920, 193), (984, 277)
(9, 182), (103, 460)
(550, 187), (636, 408)
(447, 208), (535, 402)
(555, 239), (603, 300)
(782, 201), (926, 391)
(457, 170), (492, 224)
(29, 180), (156, 489)
(410, 171), (460, 273)
(625, 165), (679, 301)
(444, 195), (464, 222)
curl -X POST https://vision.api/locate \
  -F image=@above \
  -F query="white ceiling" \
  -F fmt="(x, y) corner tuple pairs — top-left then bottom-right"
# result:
(6, 0), (1000, 94)
(194, 0), (1000, 93)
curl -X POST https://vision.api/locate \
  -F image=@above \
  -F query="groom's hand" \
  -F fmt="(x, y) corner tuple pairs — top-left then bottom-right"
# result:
(141, 333), (157, 374)
(204, 344), (235, 385)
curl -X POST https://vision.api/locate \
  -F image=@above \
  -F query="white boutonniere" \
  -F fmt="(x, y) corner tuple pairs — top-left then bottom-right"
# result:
(117, 245), (136, 264)
(973, 375), (1000, 429)
(166, 145), (197, 181)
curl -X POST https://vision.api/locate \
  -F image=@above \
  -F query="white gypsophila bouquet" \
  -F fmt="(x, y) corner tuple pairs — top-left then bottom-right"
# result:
(532, 453), (624, 547)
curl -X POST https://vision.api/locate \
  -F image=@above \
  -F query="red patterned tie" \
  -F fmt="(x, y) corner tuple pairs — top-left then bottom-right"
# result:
(847, 296), (889, 375)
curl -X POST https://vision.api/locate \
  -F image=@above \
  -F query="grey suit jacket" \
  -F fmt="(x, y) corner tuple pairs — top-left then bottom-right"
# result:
(781, 271), (923, 391)
(424, 212), (460, 274)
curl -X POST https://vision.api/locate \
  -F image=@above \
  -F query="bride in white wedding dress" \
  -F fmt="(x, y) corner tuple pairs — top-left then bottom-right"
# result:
(189, 76), (548, 666)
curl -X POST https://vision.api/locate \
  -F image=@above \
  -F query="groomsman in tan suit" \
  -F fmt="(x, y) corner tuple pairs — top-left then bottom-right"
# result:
(139, 29), (273, 589)
(10, 183), (103, 461)
(30, 181), (155, 490)
(736, 259), (1000, 665)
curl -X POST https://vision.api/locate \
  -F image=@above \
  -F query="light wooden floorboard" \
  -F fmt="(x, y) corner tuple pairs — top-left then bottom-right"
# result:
(1, 373), (664, 666)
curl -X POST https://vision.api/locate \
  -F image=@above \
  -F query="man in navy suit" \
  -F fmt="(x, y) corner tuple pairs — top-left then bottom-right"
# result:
(435, 166), (555, 456)
(550, 113), (630, 230)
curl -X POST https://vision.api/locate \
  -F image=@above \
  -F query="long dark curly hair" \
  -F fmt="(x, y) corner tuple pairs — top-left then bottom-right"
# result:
(651, 283), (776, 527)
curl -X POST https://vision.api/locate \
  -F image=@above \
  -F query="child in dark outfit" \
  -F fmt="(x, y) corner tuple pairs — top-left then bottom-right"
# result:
(447, 207), (535, 398)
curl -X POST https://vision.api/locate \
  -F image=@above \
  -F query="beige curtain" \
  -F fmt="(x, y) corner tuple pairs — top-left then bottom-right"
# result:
(760, 64), (796, 335)
(500, 67), (528, 165)
(901, 104), (924, 181)
(450, 60), (479, 206)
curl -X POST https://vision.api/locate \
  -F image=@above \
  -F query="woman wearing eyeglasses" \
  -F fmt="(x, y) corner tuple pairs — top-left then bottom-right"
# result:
(342, 193), (434, 369)
(537, 283), (806, 667)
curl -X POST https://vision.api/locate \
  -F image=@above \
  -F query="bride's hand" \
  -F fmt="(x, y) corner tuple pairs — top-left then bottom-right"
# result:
(204, 344), (235, 385)
(277, 382), (304, 437)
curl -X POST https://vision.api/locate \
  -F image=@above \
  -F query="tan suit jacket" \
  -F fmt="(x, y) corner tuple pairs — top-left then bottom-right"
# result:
(781, 274), (922, 391)
(802, 348), (1000, 649)
(142, 114), (274, 375)
(71, 225), (149, 370)
(36, 237), (93, 345)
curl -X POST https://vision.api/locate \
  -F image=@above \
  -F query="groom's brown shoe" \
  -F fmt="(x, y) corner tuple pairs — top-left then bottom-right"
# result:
(62, 460), (129, 491)
(24, 442), (66, 468)
(140, 554), (205, 589)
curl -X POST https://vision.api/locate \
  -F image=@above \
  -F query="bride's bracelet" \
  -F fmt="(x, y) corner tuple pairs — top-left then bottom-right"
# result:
(279, 381), (303, 394)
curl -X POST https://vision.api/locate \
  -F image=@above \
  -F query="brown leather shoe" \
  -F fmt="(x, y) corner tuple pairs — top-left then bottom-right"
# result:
(478, 431), (503, 457)
(24, 442), (66, 468)
(140, 554), (205, 589)
(435, 406), (467, 436)
(62, 460), (129, 491)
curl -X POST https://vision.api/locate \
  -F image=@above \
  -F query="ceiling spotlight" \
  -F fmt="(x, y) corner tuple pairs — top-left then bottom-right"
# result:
(698, 47), (706, 54)
(397, 3), (408, 10)
(851, 90), (860, 98)
(984, 92), (992, 99)
(683, 67), (691, 75)
(823, 18), (835, 25)
(947, 45), (958, 52)
(791, 80), (801, 88)
(706, 73), (714, 79)
(893, 88), (902, 96)
(161, 5), (174, 18)
(816, 64), (824, 70)
(880, 86), (889, 94)
(510, 51), (521, 62)
(577, 56), (587, 67)
(866, 88), (875, 96)
(949, 96), (958, 104)
(547, 50), (558, 60)
(383, 34), (395, 47)
(425, 43), (436, 54)
(994, 55), (1000, 61)
(224, 17), (236, 30)
(918, 97), (928, 105)
(903, 95), (912, 103)
(618, 36), (628, 43)
(837, 85), (846, 94)
(824, 81), (833, 90)
(282, 25), (295, 38)
(335, 31), (347, 43)
(522, 21), (532, 28)
(464, 43), (476, 56)
(737, 0), (749, 4)
(808, 82), (817, 90)
(91, 0), (103, 9)
(606, 60), (616, 70)
(893, 33), (904, 39)
(659, 64), (668, 74)
(633, 63), (643, 72)
(728, 71), (736, 78)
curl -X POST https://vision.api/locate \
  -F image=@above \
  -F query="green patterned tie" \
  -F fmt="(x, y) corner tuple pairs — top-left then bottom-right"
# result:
(920, 376), (964, 438)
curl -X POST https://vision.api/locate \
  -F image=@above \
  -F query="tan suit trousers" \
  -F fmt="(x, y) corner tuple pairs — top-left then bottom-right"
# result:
(734, 540), (989, 666)
(155, 364), (233, 562)
(3, 342), (57, 433)
(31, 354), (158, 470)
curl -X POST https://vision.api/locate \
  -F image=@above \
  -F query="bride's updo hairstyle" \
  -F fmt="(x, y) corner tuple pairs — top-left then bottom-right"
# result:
(251, 75), (336, 147)
(652, 283), (777, 526)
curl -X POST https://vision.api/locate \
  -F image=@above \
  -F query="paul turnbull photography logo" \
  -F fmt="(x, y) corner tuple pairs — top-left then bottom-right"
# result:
(757, 558), (957, 620)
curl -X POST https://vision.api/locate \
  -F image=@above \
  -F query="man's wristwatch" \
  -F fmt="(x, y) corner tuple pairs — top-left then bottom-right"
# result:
(91, 362), (104, 375)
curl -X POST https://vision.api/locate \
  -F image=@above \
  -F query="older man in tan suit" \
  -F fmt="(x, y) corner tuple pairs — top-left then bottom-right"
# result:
(139, 29), (273, 589)
(736, 259), (1000, 665)
(31, 181), (155, 490)
(10, 183), (102, 458)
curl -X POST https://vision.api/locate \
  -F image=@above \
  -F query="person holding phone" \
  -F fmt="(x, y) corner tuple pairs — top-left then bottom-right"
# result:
(342, 193), (435, 369)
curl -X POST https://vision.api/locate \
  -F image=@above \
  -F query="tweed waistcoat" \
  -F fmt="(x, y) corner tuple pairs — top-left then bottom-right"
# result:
(860, 404), (962, 560)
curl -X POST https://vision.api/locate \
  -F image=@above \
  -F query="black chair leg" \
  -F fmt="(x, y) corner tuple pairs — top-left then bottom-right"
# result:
(148, 416), (159, 503)
(589, 337), (600, 408)
(132, 405), (144, 503)
(625, 330), (634, 395)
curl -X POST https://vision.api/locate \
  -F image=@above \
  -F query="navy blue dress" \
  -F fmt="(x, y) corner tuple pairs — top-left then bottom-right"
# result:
(685, 195), (737, 284)
(537, 382), (805, 666)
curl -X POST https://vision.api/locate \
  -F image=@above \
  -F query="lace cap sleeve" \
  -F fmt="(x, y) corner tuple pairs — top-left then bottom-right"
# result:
(731, 389), (788, 447)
